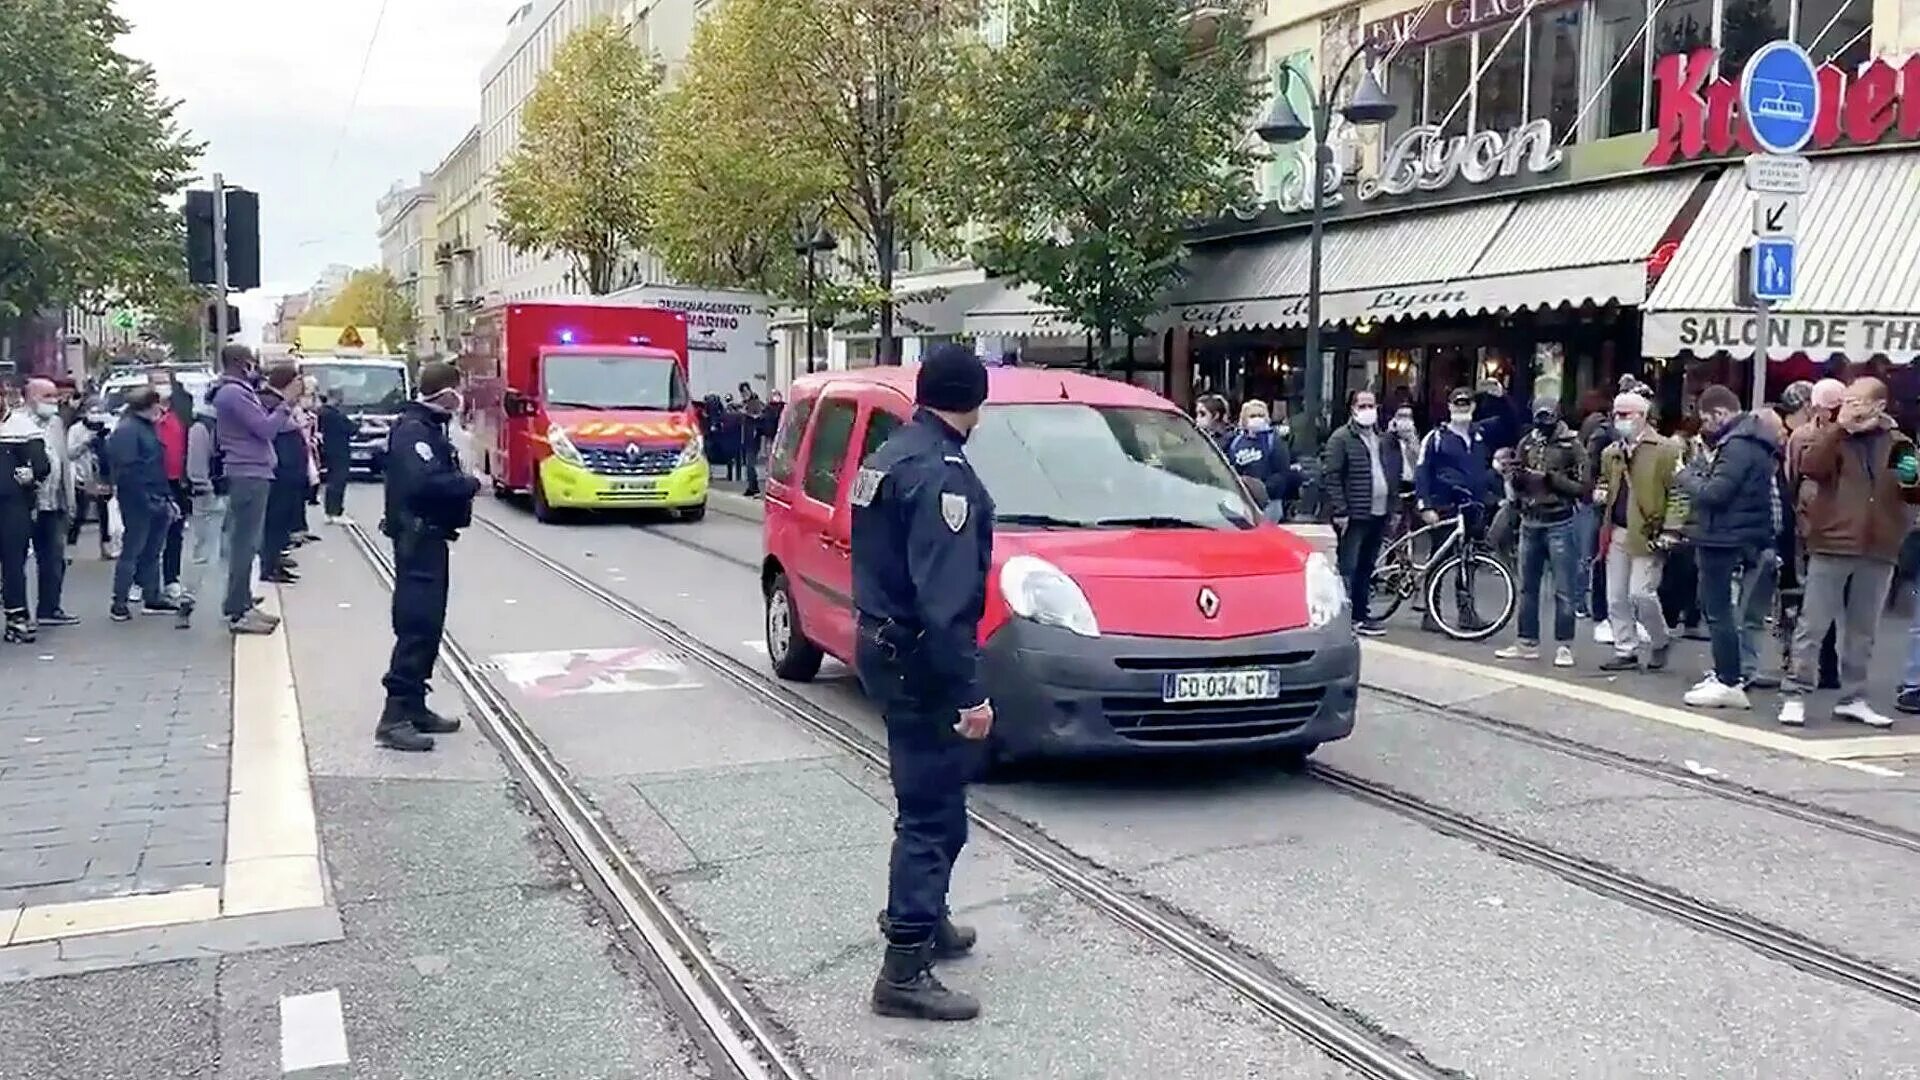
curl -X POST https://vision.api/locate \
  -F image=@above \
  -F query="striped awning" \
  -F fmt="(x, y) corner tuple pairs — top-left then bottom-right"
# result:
(1643, 149), (1920, 363)
(1172, 173), (1705, 332)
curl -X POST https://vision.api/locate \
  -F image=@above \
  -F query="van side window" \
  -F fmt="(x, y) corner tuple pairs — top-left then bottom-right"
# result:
(767, 398), (815, 484)
(859, 408), (903, 464)
(802, 397), (859, 504)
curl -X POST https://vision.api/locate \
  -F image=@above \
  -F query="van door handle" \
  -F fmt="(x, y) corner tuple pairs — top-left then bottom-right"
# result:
(821, 532), (850, 553)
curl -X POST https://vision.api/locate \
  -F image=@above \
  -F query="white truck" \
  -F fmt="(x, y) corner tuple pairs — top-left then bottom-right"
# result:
(604, 284), (771, 401)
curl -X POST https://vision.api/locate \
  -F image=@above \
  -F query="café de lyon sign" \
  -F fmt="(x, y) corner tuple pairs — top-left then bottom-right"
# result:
(1270, 117), (1564, 215)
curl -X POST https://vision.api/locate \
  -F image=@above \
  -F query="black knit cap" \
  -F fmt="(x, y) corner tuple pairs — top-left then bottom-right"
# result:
(916, 343), (989, 412)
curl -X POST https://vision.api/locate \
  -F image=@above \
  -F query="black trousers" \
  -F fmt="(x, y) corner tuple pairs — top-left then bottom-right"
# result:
(29, 510), (67, 618)
(381, 531), (450, 706)
(262, 479), (302, 571)
(162, 485), (189, 586)
(322, 461), (350, 517)
(1335, 514), (1388, 624)
(0, 498), (30, 617)
(855, 620), (983, 943)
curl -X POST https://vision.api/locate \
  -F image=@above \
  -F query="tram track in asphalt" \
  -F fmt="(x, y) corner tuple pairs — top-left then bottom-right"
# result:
(462, 513), (1460, 1080)
(342, 521), (810, 1080)
(625, 517), (1920, 858)
(581, 514), (1920, 1015)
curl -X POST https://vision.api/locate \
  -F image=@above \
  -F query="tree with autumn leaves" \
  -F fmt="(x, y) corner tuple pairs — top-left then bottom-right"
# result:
(299, 269), (418, 356)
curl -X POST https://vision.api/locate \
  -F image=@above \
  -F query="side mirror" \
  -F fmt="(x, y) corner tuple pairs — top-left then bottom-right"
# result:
(1241, 475), (1269, 506)
(503, 390), (534, 418)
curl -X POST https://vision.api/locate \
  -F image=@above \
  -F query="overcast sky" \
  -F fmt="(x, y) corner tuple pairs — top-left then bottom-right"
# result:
(117, 0), (522, 341)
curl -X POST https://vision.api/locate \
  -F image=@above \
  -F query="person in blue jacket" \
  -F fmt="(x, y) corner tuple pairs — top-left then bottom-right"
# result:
(1414, 387), (1499, 525)
(1225, 399), (1292, 522)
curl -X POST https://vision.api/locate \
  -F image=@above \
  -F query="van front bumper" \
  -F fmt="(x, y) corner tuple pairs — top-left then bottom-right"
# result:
(537, 455), (709, 510)
(981, 619), (1359, 760)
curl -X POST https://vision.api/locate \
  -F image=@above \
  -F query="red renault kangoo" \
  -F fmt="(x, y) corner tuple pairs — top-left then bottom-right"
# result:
(759, 365), (1359, 765)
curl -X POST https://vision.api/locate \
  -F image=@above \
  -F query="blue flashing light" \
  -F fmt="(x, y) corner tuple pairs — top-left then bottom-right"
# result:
(559, 329), (576, 344)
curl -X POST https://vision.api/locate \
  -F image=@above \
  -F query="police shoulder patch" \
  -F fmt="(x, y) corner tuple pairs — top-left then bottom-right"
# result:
(849, 467), (885, 507)
(940, 491), (969, 533)
(413, 441), (434, 463)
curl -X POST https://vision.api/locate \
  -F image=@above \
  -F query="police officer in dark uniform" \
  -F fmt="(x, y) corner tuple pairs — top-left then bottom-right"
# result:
(376, 362), (479, 753)
(849, 343), (995, 1022)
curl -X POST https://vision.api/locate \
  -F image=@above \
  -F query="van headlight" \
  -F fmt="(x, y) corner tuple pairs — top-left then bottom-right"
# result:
(548, 424), (584, 466)
(1305, 551), (1349, 630)
(1000, 555), (1100, 638)
(676, 431), (705, 467)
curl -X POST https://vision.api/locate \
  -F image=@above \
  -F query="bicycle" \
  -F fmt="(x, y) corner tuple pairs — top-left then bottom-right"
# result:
(1363, 499), (1517, 641)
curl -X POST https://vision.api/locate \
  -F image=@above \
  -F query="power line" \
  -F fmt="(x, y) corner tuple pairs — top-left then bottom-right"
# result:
(325, 0), (395, 174)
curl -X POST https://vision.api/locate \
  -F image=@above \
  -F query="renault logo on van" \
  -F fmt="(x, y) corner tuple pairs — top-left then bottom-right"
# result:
(1196, 586), (1220, 619)
(625, 443), (641, 461)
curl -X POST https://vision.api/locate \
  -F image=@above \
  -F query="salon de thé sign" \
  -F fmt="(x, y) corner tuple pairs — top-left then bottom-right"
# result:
(1646, 48), (1920, 164)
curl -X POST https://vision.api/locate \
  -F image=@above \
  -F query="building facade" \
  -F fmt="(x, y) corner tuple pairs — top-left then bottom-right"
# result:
(429, 126), (486, 356)
(376, 178), (439, 356)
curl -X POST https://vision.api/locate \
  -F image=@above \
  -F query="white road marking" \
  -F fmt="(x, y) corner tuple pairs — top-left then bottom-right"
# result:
(504, 598), (518, 604)
(743, 640), (768, 654)
(225, 587), (326, 916)
(1363, 640), (1911, 775)
(279, 989), (350, 1073)
(490, 647), (702, 697)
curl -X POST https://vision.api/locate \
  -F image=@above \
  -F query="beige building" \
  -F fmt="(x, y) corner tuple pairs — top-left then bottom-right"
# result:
(376, 179), (440, 356)
(430, 126), (485, 355)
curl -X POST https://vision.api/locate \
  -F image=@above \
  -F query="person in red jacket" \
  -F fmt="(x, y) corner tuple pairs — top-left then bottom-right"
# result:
(153, 378), (192, 599)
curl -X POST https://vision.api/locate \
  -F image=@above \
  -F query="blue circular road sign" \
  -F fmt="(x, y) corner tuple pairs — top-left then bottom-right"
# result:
(1740, 41), (1821, 155)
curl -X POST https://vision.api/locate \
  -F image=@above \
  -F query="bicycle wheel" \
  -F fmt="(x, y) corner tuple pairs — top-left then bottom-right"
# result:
(1366, 553), (1412, 624)
(1424, 550), (1517, 642)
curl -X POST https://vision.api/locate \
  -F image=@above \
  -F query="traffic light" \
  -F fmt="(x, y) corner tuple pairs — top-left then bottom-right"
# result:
(205, 301), (241, 336)
(224, 188), (260, 291)
(185, 190), (216, 285)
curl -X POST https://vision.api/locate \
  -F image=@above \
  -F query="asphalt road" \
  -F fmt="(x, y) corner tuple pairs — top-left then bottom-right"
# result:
(6, 484), (1918, 1078)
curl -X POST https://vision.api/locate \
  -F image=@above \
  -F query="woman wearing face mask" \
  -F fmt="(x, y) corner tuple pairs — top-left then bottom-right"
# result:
(0, 387), (52, 641)
(1225, 400), (1292, 523)
(1194, 393), (1232, 454)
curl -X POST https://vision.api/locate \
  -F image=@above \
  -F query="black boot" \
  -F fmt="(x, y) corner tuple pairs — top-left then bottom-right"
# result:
(877, 911), (976, 960)
(375, 701), (435, 752)
(406, 702), (462, 735)
(870, 941), (980, 1021)
(3, 610), (32, 644)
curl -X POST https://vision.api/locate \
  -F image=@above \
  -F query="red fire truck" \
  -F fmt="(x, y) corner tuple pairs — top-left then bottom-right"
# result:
(462, 299), (708, 522)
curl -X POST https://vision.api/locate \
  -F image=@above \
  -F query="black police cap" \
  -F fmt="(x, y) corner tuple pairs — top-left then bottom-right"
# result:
(916, 344), (989, 413)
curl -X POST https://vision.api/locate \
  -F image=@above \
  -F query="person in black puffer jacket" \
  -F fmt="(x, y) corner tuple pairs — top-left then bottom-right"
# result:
(1496, 398), (1590, 665)
(1322, 389), (1402, 635)
(1677, 383), (1781, 708)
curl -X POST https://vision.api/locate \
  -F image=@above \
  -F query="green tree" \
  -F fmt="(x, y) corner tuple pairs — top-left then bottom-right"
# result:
(301, 269), (418, 354)
(493, 19), (661, 295)
(0, 0), (201, 321)
(140, 278), (213, 359)
(663, 0), (977, 360)
(943, 0), (1262, 354)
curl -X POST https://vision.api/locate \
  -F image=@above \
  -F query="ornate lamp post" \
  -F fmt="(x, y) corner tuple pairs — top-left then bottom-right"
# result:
(793, 219), (838, 374)
(1254, 52), (1397, 457)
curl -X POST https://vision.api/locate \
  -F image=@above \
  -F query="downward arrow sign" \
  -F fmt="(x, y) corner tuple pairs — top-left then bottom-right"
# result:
(1765, 204), (1787, 231)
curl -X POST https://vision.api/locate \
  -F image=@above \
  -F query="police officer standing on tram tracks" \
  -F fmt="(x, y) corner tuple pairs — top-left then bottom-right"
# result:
(850, 343), (995, 1022)
(376, 362), (479, 753)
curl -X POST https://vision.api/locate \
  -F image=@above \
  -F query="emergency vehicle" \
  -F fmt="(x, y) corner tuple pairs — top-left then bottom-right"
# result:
(759, 366), (1359, 767)
(462, 299), (707, 522)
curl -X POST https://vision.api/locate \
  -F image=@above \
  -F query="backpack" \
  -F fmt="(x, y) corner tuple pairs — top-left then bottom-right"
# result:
(196, 414), (227, 495)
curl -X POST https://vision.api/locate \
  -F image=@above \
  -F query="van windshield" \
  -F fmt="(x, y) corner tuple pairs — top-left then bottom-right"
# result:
(542, 354), (687, 410)
(964, 403), (1259, 531)
(305, 364), (409, 410)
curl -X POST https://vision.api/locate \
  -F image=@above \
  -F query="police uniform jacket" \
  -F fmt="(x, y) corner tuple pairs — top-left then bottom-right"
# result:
(850, 409), (995, 713)
(382, 402), (478, 539)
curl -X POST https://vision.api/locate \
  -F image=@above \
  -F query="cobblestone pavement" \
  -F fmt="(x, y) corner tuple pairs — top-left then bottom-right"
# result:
(0, 555), (231, 911)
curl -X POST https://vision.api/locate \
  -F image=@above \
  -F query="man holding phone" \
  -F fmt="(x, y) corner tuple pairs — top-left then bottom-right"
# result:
(1494, 397), (1590, 668)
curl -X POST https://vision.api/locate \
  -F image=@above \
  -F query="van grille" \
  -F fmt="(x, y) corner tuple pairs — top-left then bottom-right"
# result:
(1101, 686), (1325, 743)
(579, 446), (677, 476)
(1111, 650), (1314, 672)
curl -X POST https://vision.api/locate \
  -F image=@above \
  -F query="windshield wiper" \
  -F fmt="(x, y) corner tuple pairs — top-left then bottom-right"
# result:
(995, 512), (1088, 528)
(1088, 515), (1214, 530)
(544, 400), (610, 409)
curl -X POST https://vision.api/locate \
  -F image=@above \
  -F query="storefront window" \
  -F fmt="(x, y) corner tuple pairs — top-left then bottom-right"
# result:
(1795, 0), (1870, 69)
(1652, 0), (1714, 77)
(1478, 28), (1528, 134)
(1527, 7), (1582, 135)
(1427, 36), (1473, 138)
(1716, 0), (1790, 76)
(1385, 46), (1426, 143)
(1593, 0), (1650, 136)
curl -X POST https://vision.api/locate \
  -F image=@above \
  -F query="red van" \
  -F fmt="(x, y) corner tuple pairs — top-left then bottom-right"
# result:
(758, 366), (1358, 765)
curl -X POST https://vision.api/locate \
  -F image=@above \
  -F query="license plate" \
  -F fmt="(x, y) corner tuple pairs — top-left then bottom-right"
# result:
(610, 479), (657, 493)
(1161, 668), (1280, 703)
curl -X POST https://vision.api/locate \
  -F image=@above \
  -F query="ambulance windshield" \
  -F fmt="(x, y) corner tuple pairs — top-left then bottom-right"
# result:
(542, 353), (688, 411)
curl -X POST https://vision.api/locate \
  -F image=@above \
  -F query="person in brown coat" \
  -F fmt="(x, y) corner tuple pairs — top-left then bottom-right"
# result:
(1778, 376), (1920, 728)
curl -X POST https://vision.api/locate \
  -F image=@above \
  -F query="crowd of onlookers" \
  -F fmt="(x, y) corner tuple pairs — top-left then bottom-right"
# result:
(1203, 373), (1920, 728)
(696, 381), (784, 497)
(0, 345), (364, 643)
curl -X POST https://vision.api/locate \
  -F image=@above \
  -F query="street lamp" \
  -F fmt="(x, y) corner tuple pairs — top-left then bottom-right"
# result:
(1255, 52), (1397, 458)
(793, 218), (838, 374)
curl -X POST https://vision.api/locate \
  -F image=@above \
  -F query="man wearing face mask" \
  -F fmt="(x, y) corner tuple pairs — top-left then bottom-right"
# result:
(20, 379), (78, 627)
(104, 388), (180, 622)
(1674, 384), (1781, 709)
(376, 361), (481, 753)
(0, 385), (51, 642)
(1414, 387), (1498, 528)
(1593, 391), (1684, 672)
(1494, 397), (1589, 667)
(211, 343), (290, 635)
(1323, 389), (1402, 636)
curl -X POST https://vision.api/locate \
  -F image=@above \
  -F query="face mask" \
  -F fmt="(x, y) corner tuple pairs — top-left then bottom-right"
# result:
(1246, 416), (1270, 432)
(1352, 407), (1377, 428)
(32, 401), (56, 419)
(1449, 407), (1472, 426)
(1392, 416), (1413, 433)
(424, 390), (463, 415)
(1534, 414), (1558, 431)
(1614, 417), (1638, 439)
